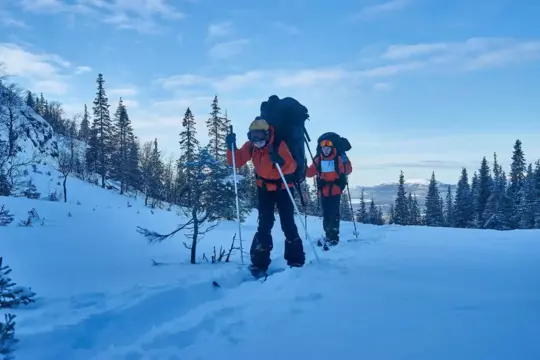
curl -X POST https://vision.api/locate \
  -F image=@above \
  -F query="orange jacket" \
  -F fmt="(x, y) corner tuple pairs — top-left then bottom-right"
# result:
(306, 149), (352, 197)
(227, 128), (296, 191)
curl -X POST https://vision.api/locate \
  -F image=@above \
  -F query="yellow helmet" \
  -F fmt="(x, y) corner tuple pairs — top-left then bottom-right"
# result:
(249, 118), (269, 131)
(248, 117), (270, 143)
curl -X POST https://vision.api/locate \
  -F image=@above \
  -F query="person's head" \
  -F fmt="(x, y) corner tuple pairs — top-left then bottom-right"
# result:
(248, 117), (270, 148)
(320, 139), (333, 157)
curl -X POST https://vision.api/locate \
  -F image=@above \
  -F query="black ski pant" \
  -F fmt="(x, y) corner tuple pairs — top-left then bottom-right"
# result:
(251, 186), (305, 270)
(321, 194), (341, 242)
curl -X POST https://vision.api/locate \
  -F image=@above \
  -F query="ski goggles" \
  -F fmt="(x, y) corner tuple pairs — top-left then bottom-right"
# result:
(320, 140), (333, 147)
(248, 129), (268, 142)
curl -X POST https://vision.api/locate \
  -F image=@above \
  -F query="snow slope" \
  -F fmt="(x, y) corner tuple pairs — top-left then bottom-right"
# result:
(2, 166), (540, 360)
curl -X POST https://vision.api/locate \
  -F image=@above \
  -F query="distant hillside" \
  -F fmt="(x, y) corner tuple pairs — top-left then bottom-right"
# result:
(349, 179), (457, 213)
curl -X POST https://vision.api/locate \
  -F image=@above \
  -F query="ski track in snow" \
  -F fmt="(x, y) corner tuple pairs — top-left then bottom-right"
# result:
(3, 164), (540, 360)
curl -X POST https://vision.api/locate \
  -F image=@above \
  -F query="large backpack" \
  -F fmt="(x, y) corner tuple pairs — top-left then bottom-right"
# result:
(315, 132), (351, 190)
(259, 95), (309, 185)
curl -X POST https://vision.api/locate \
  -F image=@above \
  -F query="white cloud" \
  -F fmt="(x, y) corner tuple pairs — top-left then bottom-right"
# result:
(208, 39), (250, 59)
(155, 74), (210, 89)
(272, 68), (350, 87)
(16, 0), (185, 33)
(122, 99), (140, 109)
(207, 21), (233, 38)
(0, 43), (70, 93)
(74, 65), (92, 74)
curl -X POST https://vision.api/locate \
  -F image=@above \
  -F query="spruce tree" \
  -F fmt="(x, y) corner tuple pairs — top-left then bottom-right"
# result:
(393, 171), (409, 225)
(454, 167), (474, 228)
(25, 90), (35, 109)
(533, 160), (540, 228)
(484, 153), (511, 229)
(444, 185), (454, 227)
(475, 157), (492, 225)
(368, 197), (384, 225)
(340, 192), (354, 221)
(79, 104), (91, 143)
(408, 193), (421, 225)
(87, 74), (113, 188)
(508, 139), (526, 228)
(388, 204), (395, 224)
(111, 98), (134, 194)
(357, 189), (368, 223)
(517, 163), (536, 229)
(127, 134), (141, 193)
(425, 172), (444, 226)
(178, 107), (199, 207)
(148, 138), (165, 207)
(206, 96), (227, 162)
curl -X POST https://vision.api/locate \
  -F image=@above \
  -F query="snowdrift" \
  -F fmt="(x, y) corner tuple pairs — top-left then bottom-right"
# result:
(2, 172), (540, 359)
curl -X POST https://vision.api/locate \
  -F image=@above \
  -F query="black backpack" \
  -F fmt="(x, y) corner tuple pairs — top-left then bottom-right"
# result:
(315, 132), (351, 190)
(259, 95), (309, 185)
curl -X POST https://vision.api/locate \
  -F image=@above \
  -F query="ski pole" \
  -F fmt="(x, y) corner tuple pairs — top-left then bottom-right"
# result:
(346, 183), (359, 237)
(276, 163), (321, 264)
(229, 125), (244, 265)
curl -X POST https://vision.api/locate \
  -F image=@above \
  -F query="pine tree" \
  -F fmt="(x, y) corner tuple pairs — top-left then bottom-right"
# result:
(517, 163), (536, 229)
(471, 171), (479, 226)
(127, 134), (140, 193)
(484, 153), (512, 230)
(340, 192), (354, 221)
(147, 139), (165, 207)
(206, 96), (228, 162)
(25, 90), (35, 109)
(388, 204), (395, 224)
(454, 167), (474, 228)
(475, 157), (492, 225)
(425, 172), (444, 226)
(393, 171), (409, 225)
(78, 104), (91, 143)
(368, 197), (384, 225)
(533, 160), (540, 228)
(21, 180), (40, 199)
(408, 193), (421, 225)
(444, 185), (454, 227)
(508, 139), (526, 228)
(356, 189), (368, 223)
(87, 74), (113, 188)
(111, 98), (134, 194)
(178, 107), (200, 207)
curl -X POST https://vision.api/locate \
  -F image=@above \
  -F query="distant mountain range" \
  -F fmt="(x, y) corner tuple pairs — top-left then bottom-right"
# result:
(348, 179), (457, 213)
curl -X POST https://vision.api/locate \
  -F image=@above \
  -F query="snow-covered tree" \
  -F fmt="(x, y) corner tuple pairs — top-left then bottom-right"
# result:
(407, 192), (421, 225)
(0, 205), (14, 226)
(21, 179), (40, 200)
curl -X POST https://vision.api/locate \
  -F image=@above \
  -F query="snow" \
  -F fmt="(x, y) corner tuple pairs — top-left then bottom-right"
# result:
(2, 165), (540, 360)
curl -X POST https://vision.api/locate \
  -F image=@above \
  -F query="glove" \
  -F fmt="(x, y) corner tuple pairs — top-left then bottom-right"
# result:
(225, 132), (236, 150)
(270, 150), (284, 166)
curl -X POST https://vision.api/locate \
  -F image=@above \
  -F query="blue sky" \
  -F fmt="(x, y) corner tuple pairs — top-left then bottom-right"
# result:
(1, 0), (539, 186)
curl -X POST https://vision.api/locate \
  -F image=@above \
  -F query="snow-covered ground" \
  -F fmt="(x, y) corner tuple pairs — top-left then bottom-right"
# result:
(2, 165), (540, 360)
